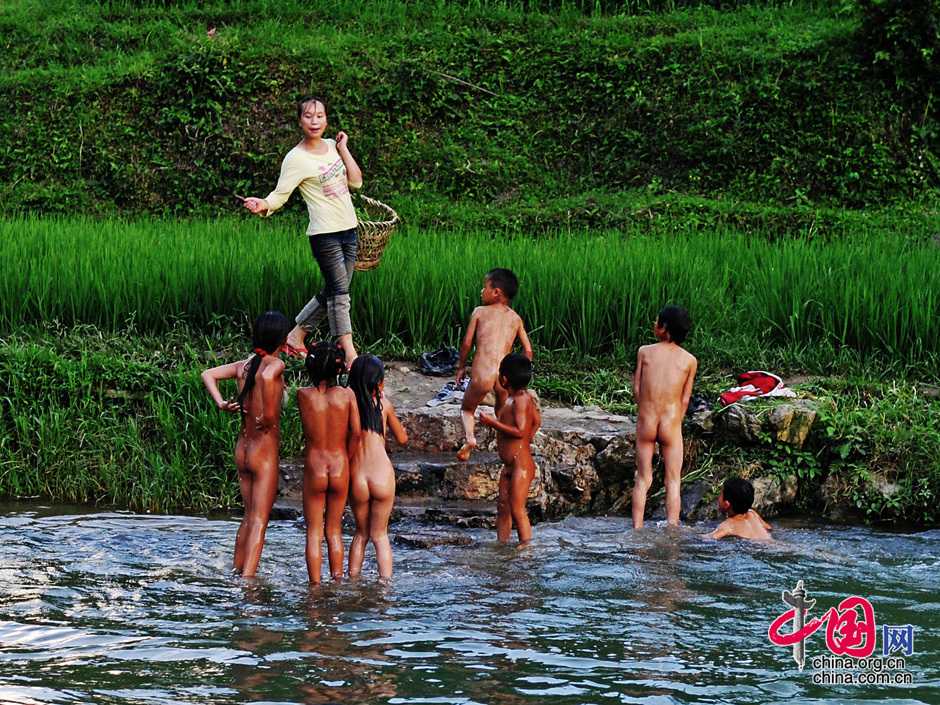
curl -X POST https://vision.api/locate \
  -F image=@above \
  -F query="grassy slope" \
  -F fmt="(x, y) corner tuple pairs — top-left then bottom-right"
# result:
(1, 0), (936, 226)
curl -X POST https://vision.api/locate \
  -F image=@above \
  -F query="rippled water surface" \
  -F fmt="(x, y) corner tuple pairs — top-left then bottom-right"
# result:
(0, 503), (937, 704)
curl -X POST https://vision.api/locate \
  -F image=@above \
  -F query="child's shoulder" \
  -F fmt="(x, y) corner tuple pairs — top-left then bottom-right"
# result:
(260, 357), (286, 379)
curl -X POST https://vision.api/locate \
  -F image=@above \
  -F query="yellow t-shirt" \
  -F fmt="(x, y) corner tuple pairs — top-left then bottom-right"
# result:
(264, 140), (358, 235)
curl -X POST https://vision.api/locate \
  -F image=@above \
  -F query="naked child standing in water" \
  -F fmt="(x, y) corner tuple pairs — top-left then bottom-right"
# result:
(632, 305), (697, 529)
(456, 268), (533, 462)
(480, 353), (541, 544)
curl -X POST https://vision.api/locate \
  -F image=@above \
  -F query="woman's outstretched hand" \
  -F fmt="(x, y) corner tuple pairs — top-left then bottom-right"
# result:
(243, 197), (268, 215)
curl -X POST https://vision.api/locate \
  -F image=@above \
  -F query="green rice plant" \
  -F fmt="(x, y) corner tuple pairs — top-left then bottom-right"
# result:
(2, 215), (938, 365)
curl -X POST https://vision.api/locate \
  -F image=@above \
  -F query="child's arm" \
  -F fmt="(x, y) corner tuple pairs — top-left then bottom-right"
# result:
(456, 310), (479, 382)
(706, 522), (731, 540)
(480, 396), (529, 438)
(335, 132), (363, 190)
(346, 390), (362, 458)
(681, 357), (698, 412)
(517, 320), (533, 360)
(255, 360), (285, 430)
(201, 362), (244, 413)
(383, 394), (409, 446)
(633, 348), (644, 400)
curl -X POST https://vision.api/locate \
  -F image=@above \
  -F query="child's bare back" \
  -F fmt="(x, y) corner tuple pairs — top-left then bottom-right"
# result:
(456, 269), (532, 461)
(298, 385), (358, 473)
(468, 304), (526, 384)
(709, 510), (773, 542)
(635, 341), (697, 433)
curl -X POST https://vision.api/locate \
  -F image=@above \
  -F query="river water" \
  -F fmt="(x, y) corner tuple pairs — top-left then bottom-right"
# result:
(0, 503), (937, 704)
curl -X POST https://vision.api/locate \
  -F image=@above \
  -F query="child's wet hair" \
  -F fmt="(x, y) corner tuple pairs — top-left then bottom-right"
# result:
(499, 353), (532, 390)
(349, 354), (385, 434)
(485, 268), (519, 301)
(722, 477), (754, 515)
(237, 310), (291, 411)
(297, 95), (328, 119)
(657, 305), (692, 344)
(304, 340), (346, 387)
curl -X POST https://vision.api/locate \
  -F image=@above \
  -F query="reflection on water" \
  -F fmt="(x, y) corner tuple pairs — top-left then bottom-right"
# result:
(0, 504), (937, 704)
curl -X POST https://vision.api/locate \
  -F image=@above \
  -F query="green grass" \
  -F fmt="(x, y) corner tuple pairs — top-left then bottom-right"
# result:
(2, 216), (939, 372)
(1, 322), (937, 522)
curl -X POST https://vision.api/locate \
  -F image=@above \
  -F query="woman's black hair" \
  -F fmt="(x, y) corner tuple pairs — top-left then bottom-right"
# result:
(348, 354), (385, 434)
(297, 95), (328, 120)
(237, 310), (291, 411)
(305, 340), (346, 387)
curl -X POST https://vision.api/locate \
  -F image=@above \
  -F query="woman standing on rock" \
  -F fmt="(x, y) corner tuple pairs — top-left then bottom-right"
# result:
(243, 97), (363, 364)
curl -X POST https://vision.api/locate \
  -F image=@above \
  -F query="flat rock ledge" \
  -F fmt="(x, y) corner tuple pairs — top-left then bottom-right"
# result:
(277, 363), (822, 525)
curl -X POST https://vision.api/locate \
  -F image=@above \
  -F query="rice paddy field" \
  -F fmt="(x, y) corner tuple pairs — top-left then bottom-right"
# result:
(3, 216), (939, 369)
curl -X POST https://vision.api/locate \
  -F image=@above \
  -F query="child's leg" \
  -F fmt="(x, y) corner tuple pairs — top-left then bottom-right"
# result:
(510, 461), (535, 543)
(493, 378), (509, 413)
(496, 466), (512, 543)
(241, 462), (278, 578)
(303, 469), (328, 584)
(632, 416), (657, 530)
(348, 475), (371, 578)
(458, 378), (492, 460)
(659, 429), (684, 527)
(234, 466), (252, 573)
(325, 471), (349, 581)
(368, 491), (396, 579)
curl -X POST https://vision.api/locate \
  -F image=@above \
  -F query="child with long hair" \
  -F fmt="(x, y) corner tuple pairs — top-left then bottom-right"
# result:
(201, 311), (291, 577)
(297, 341), (361, 583)
(347, 355), (408, 579)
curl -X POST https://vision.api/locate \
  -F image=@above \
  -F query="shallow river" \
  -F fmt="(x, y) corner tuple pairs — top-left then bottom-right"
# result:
(0, 504), (937, 704)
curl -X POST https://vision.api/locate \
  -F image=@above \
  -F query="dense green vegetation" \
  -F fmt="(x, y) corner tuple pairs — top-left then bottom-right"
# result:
(3, 216), (939, 365)
(1, 0), (937, 229)
(2, 324), (937, 523)
(2, 0), (938, 524)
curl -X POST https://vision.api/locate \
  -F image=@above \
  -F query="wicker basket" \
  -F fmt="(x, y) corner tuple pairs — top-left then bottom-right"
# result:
(355, 195), (400, 271)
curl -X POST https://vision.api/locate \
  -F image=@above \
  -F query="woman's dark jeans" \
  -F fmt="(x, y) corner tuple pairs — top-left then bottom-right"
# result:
(295, 227), (358, 337)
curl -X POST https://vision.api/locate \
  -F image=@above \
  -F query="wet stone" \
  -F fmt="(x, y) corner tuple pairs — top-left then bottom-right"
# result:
(394, 533), (474, 549)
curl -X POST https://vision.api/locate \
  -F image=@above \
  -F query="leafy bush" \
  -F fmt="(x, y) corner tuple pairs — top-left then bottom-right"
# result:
(0, 0), (937, 218)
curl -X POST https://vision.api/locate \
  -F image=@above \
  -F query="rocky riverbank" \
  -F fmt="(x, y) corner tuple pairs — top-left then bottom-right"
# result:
(274, 363), (845, 529)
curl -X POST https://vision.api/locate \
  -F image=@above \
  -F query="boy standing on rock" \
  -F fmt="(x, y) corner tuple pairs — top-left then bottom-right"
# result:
(480, 353), (541, 544)
(456, 268), (533, 461)
(632, 305), (697, 529)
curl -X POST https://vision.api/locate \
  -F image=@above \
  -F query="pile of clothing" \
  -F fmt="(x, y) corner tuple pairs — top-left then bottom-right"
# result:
(719, 371), (796, 406)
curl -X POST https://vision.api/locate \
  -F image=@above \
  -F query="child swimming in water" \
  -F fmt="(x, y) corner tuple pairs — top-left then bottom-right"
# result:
(708, 477), (773, 542)
(480, 353), (541, 544)
(347, 355), (408, 579)
(201, 311), (291, 577)
(456, 268), (533, 462)
(297, 341), (361, 583)
(632, 305), (698, 529)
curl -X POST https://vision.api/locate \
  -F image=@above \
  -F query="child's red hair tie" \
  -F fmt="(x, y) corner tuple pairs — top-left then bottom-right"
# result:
(253, 347), (268, 357)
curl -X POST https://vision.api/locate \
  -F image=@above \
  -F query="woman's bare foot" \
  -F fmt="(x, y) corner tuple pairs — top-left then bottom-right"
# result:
(456, 441), (476, 462)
